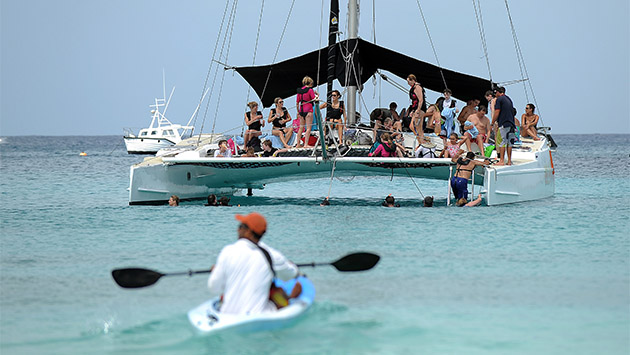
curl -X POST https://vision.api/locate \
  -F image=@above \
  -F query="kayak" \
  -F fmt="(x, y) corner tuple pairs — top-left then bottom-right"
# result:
(188, 275), (315, 334)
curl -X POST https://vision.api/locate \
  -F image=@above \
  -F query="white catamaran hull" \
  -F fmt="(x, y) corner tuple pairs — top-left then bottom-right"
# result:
(483, 145), (555, 205)
(128, 137), (555, 206)
(129, 154), (455, 205)
(124, 137), (177, 154)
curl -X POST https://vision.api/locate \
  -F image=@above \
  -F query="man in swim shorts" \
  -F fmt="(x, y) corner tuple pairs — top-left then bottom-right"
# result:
(491, 87), (516, 166)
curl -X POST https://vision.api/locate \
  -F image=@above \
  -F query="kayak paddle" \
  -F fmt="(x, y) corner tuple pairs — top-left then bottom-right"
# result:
(112, 252), (380, 289)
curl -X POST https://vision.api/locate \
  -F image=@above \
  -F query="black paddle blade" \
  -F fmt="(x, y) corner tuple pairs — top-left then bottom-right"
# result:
(331, 252), (380, 272)
(112, 268), (164, 288)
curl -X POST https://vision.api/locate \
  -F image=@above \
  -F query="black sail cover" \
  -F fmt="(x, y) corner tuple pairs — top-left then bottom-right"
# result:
(234, 38), (494, 107)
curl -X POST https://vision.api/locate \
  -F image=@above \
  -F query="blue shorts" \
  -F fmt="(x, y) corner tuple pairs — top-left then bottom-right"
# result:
(450, 177), (469, 200)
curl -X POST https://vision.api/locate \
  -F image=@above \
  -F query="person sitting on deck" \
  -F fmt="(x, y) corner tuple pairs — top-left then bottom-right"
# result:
(261, 140), (288, 157)
(242, 147), (256, 157)
(466, 105), (491, 150)
(320, 90), (346, 143)
(369, 133), (400, 157)
(423, 102), (443, 136)
(369, 108), (392, 130)
(450, 151), (490, 202)
(382, 195), (400, 207)
(268, 97), (293, 148)
(373, 117), (397, 142)
(389, 102), (403, 132)
(244, 102), (264, 149)
(439, 133), (467, 159)
(521, 103), (541, 140)
(214, 139), (233, 158)
(207, 213), (299, 315)
(457, 100), (478, 134)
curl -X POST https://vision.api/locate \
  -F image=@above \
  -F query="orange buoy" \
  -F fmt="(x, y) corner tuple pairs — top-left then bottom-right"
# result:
(79, 152), (87, 156)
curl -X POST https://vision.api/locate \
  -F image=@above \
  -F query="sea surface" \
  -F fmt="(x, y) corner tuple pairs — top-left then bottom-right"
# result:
(0, 134), (628, 354)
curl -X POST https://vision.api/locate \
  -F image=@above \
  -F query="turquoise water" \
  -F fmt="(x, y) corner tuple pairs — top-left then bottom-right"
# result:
(1, 135), (628, 354)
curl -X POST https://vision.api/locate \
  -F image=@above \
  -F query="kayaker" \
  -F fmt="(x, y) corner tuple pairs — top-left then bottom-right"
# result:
(207, 213), (299, 315)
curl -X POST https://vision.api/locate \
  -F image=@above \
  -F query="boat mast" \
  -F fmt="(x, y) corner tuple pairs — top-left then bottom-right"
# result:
(346, 0), (359, 125)
(326, 0), (339, 105)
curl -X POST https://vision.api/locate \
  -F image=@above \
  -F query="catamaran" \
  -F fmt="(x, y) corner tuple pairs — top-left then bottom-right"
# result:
(127, 0), (555, 206)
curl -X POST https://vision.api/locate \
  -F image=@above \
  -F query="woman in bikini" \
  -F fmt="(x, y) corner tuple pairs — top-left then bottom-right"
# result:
(244, 101), (264, 148)
(521, 103), (540, 140)
(268, 97), (293, 148)
(450, 151), (489, 202)
(320, 89), (346, 143)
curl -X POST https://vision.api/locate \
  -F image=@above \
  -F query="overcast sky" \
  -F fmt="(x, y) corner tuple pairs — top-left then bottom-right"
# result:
(1, 0), (628, 136)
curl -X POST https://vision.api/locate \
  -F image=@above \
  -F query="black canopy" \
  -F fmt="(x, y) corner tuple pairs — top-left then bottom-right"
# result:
(234, 38), (494, 107)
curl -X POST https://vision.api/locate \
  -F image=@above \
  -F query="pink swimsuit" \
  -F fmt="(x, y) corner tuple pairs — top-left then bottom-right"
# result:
(447, 143), (460, 157)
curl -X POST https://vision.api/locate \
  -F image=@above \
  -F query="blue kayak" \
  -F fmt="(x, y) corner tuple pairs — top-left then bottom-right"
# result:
(188, 275), (315, 334)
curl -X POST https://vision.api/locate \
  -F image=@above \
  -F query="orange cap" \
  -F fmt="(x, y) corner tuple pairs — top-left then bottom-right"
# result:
(235, 212), (267, 236)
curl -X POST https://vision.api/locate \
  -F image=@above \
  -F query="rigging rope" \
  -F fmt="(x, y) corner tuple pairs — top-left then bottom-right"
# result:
(398, 158), (426, 199)
(239, 0), (266, 136)
(316, 0), (325, 87)
(414, 0), (448, 90)
(503, 0), (543, 126)
(472, 0), (493, 83)
(259, 0), (296, 102)
(209, 0), (239, 138)
(191, 0), (232, 145)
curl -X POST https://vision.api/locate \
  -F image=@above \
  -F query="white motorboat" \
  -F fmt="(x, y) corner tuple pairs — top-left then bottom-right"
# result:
(128, 0), (556, 205)
(124, 82), (208, 154)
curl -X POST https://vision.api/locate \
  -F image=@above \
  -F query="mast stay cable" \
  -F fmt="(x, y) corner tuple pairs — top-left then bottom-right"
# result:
(503, 0), (544, 127)
(191, 0), (232, 145)
(414, 0), (448, 91)
(472, 0), (493, 84)
(258, 0), (297, 103)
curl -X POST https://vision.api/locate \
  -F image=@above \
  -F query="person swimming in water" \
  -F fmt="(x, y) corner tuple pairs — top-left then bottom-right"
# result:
(382, 195), (400, 207)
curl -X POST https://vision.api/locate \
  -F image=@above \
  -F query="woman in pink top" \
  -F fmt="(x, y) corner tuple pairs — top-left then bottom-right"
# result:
(296, 76), (317, 148)
(369, 133), (398, 157)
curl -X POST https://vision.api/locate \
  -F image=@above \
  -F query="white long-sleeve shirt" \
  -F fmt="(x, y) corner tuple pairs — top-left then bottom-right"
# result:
(207, 238), (298, 315)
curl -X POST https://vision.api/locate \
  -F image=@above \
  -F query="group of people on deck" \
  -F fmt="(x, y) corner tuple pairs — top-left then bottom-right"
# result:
(242, 76), (346, 151)
(240, 73), (541, 159)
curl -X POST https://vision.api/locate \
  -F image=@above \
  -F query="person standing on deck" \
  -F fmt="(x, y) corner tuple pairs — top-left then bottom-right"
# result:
(485, 90), (497, 142)
(207, 213), (299, 315)
(406, 74), (426, 143)
(491, 87), (517, 166)
(296, 76), (318, 148)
